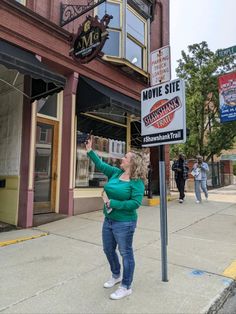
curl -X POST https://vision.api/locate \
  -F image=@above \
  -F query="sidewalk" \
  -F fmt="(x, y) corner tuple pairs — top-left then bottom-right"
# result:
(1, 185), (236, 313)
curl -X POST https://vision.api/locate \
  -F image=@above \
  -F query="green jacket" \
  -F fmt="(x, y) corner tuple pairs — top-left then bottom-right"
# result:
(87, 150), (145, 221)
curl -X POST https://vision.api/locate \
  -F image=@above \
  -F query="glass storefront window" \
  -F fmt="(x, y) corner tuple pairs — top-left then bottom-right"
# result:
(37, 94), (57, 118)
(76, 132), (126, 188)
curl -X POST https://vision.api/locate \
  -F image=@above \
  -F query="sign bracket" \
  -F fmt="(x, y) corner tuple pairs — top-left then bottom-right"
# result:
(60, 0), (106, 27)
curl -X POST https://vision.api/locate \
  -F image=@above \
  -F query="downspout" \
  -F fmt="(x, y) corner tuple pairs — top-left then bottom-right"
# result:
(156, 0), (163, 47)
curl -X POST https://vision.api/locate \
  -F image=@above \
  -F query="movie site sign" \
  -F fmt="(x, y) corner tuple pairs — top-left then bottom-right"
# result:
(141, 79), (186, 147)
(70, 14), (112, 64)
(218, 71), (236, 123)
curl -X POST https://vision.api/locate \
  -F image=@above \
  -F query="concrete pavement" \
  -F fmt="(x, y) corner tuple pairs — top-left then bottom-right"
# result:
(0, 185), (236, 313)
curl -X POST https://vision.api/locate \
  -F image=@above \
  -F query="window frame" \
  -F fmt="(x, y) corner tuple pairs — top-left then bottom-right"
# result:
(125, 5), (147, 69)
(95, 0), (149, 74)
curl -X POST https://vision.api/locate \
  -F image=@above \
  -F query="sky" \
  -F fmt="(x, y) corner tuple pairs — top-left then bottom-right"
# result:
(170, 0), (236, 78)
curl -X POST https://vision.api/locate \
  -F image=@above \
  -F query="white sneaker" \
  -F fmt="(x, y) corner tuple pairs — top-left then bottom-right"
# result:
(195, 200), (200, 204)
(110, 286), (132, 300)
(179, 199), (183, 203)
(205, 197), (208, 201)
(104, 276), (122, 288)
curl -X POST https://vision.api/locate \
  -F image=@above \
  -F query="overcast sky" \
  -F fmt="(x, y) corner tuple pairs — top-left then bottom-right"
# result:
(170, 0), (236, 78)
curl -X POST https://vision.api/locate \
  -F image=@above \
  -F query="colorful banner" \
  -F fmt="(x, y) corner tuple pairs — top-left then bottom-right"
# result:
(218, 72), (236, 123)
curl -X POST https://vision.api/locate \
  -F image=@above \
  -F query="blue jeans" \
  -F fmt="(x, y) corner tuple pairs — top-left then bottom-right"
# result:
(102, 218), (137, 289)
(194, 180), (208, 201)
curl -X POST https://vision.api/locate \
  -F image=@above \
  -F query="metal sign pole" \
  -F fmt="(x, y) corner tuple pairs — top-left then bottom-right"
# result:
(141, 78), (186, 283)
(159, 145), (168, 282)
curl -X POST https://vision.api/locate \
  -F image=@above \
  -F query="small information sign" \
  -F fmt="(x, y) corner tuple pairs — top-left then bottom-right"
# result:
(150, 46), (171, 86)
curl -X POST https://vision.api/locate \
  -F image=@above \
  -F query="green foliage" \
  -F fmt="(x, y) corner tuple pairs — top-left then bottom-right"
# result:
(171, 42), (236, 161)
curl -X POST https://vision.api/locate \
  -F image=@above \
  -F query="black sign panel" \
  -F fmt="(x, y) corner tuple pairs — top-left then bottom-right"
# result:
(70, 15), (112, 64)
(142, 129), (184, 145)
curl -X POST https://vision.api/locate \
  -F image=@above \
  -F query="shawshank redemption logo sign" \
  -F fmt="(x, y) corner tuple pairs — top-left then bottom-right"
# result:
(141, 79), (186, 147)
(70, 14), (112, 64)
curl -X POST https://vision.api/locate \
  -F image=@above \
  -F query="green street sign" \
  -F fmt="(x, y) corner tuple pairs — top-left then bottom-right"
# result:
(217, 45), (236, 57)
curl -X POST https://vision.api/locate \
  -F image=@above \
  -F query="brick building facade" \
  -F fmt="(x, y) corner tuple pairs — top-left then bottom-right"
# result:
(0, 0), (170, 227)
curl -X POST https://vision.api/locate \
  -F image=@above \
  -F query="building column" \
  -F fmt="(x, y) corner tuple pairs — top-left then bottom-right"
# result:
(126, 114), (131, 152)
(59, 72), (78, 215)
(18, 78), (35, 228)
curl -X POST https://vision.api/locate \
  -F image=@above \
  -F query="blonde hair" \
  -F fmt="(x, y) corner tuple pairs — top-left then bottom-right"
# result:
(129, 151), (149, 184)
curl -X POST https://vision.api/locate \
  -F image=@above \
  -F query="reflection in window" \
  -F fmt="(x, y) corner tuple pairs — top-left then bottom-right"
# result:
(127, 9), (145, 44)
(40, 129), (47, 143)
(126, 38), (143, 68)
(97, 2), (120, 28)
(75, 132), (126, 187)
(102, 31), (120, 57)
(37, 94), (57, 118)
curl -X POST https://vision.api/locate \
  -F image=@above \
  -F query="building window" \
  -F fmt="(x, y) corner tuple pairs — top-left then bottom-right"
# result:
(15, 0), (26, 5)
(126, 7), (145, 68)
(98, 1), (121, 57)
(126, 37), (143, 68)
(96, 0), (148, 71)
(39, 129), (47, 143)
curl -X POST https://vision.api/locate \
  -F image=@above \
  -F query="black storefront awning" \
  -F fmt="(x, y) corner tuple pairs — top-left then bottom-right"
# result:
(0, 40), (66, 101)
(77, 76), (141, 116)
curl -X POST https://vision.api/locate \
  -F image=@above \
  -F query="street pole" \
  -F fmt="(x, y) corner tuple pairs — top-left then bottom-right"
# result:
(159, 145), (168, 282)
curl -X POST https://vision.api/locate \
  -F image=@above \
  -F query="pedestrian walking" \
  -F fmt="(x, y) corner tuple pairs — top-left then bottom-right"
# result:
(85, 137), (148, 300)
(172, 153), (189, 203)
(191, 155), (209, 203)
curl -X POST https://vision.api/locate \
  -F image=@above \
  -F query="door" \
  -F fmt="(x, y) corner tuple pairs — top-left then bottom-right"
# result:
(34, 117), (58, 214)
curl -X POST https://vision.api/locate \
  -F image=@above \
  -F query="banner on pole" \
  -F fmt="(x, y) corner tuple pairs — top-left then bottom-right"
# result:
(218, 71), (236, 123)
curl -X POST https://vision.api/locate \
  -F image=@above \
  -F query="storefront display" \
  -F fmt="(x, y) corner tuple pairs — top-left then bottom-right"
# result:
(76, 132), (125, 187)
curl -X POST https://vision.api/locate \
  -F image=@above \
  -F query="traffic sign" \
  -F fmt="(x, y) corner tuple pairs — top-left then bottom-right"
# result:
(150, 46), (171, 86)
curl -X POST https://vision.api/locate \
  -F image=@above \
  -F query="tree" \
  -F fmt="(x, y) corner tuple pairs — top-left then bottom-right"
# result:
(171, 41), (236, 162)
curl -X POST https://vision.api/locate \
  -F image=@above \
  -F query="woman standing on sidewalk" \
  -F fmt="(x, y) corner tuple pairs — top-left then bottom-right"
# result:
(192, 155), (209, 203)
(85, 137), (148, 300)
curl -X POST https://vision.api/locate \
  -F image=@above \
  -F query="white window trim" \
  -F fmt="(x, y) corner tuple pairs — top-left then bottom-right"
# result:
(95, 0), (149, 73)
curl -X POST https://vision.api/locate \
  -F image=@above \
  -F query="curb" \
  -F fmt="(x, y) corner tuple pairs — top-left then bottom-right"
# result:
(0, 232), (48, 247)
(142, 194), (177, 206)
(205, 279), (236, 314)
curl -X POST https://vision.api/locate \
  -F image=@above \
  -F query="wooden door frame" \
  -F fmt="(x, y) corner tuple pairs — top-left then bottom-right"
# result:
(34, 116), (59, 212)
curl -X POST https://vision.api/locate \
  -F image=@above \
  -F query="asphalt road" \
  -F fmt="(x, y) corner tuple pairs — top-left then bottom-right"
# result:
(217, 286), (236, 314)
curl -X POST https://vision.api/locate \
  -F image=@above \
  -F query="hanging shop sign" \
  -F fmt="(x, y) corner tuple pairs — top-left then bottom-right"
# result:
(218, 71), (236, 123)
(141, 79), (186, 147)
(70, 14), (112, 64)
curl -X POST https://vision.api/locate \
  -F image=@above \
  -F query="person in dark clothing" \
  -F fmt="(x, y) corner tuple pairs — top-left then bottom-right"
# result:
(172, 153), (189, 203)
